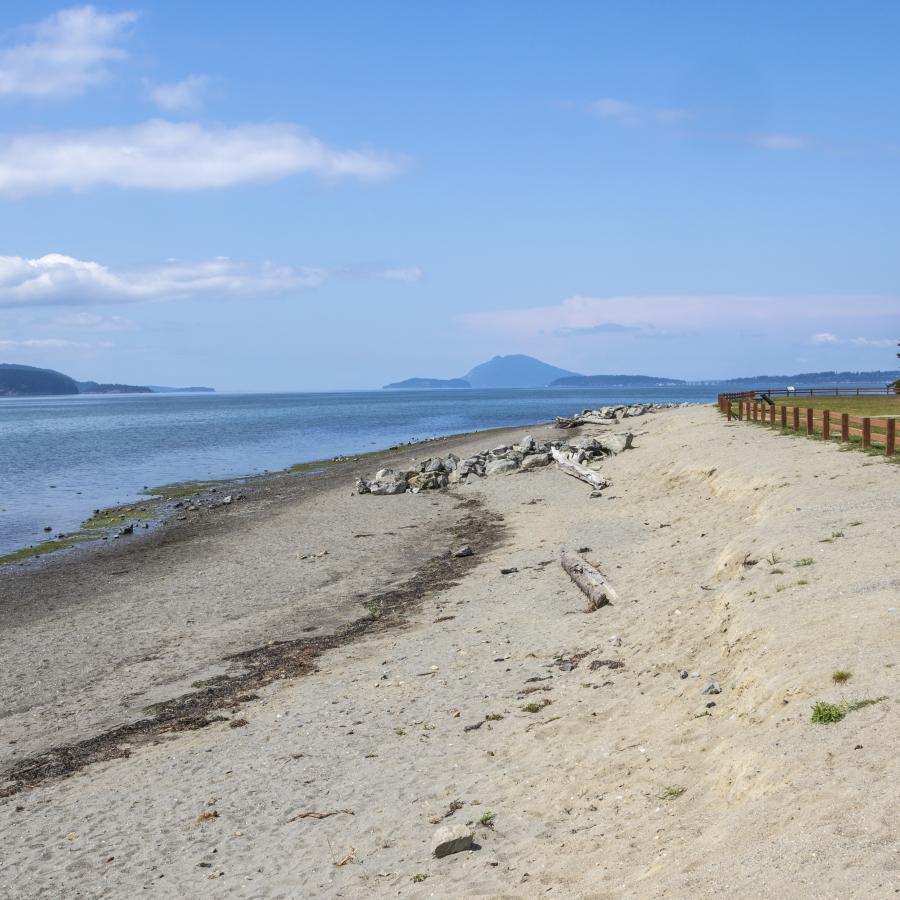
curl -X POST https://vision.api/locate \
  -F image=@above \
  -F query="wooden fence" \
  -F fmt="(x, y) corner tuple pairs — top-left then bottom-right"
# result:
(717, 390), (898, 457)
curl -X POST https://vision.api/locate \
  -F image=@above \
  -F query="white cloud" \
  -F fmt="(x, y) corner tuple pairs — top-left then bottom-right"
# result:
(0, 119), (409, 196)
(0, 5), (136, 99)
(812, 332), (895, 348)
(0, 253), (423, 307)
(379, 266), (423, 282)
(589, 98), (691, 128)
(0, 254), (329, 307)
(751, 133), (808, 151)
(591, 98), (641, 126)
(459, 295), (900, 340)
(147, 75), (210, 112)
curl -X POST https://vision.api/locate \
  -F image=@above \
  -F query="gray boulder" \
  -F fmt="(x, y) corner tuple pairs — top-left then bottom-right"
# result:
(520, 452), (550, 470)
(485, 458), (519, 476)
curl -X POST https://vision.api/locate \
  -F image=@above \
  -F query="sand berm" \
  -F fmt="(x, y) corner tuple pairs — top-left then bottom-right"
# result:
(0, 405), (897, 898)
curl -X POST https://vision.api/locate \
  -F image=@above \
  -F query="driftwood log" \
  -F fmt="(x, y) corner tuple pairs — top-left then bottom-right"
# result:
(549, 445), (610, 490)
(554, 416), (585, 429)
(560, 549), (619, 611)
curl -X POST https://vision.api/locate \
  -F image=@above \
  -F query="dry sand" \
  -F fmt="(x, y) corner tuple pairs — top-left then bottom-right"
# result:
(1, 406), (898, 898)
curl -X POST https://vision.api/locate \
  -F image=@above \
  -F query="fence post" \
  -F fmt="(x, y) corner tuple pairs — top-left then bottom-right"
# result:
(841, 413), (849, 442)
(738, 402), (744, 420)
(887, 418), (896, 457)
(780, 406), (787, 429)
(822, 409), (830, 440)
(806, 408), (814, 435)
(793, 407), (800, 431)
(726, 401), (732, 421)
(862, 417), (871, 449)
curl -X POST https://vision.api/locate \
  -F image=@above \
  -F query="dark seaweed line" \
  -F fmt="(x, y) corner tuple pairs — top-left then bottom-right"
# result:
(0, 499), (507, 797)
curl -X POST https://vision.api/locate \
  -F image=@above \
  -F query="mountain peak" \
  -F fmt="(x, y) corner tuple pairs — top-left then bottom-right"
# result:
(463, 354), (580, 388)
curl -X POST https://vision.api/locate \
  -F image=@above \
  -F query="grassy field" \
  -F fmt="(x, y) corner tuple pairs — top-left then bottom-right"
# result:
(768, 394), (900, 416)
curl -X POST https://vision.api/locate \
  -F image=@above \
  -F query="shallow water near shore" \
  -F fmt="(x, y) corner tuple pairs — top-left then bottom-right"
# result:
(0, 386), (715, 556)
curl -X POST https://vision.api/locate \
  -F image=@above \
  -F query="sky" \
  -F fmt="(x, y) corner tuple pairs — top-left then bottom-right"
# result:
(0, 1), (898, 391)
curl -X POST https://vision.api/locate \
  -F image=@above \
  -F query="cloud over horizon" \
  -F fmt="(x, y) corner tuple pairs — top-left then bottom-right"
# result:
(459, 294), (900, 340)
(0, 5), (136, 99)
(0, 120), (409, 196)
(0, 253), (422, 307)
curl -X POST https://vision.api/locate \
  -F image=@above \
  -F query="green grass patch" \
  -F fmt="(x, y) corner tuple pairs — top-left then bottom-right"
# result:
(795, 558), (815, 567)
(0, 534), (94, 566)
(770, 395), (900, 417)
(811, 702), (846, 724)
(831, 670), (852, 684)
(522, 699), (552, 713)
(811, 696), (886, 723)
(479, 810), (496, 827)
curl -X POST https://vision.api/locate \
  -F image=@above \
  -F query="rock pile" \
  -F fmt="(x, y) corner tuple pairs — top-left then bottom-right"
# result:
(356, 431), (633, 495)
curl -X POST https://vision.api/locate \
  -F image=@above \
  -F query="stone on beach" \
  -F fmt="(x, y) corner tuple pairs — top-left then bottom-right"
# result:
(431, 823), (474, 858)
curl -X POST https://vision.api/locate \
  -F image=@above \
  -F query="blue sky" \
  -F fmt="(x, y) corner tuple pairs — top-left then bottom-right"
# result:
(0, 2), (898, 390)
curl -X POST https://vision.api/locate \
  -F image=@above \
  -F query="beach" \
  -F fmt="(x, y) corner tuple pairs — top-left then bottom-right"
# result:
(1, 405), (898, 898)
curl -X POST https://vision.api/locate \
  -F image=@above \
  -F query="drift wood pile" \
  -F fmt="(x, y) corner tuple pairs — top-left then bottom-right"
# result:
(355, 428), (635, 496)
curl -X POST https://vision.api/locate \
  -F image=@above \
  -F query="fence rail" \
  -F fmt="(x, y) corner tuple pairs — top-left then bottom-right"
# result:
(717, 390), (898, 457)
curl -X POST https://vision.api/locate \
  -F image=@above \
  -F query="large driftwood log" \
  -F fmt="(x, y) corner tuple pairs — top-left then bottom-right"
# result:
(560, 549), (619, 611)
(549, 445), (610, 490)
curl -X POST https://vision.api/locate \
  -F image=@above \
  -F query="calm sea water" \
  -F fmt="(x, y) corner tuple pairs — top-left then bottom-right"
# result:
(0, 386), (716, 556)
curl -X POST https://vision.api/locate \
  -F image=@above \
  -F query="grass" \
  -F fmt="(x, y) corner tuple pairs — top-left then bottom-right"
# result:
(769, 395), (900, 417)
(811, 702), (847, 724)
(522, 699), (552, 713)
(0, 534), (93, 566)
(769, 568), (785, 575)
(412, 873), (428, 883)
(479, 810), (496, 827)
(657, 785), (686, 801)
(811, 696), (887, 724)
(795, 558), (815, 567)
(831, 670), (852, 684)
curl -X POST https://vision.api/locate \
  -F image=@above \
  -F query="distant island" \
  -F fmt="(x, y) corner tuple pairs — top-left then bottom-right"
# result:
(383, 354), (899, 391)
(384, 354), (682, 390)
(0, 364), (215, 397)
(385, 354), (580, 389)
(552, 374), (686, 387)
(383, 377), (471, 390)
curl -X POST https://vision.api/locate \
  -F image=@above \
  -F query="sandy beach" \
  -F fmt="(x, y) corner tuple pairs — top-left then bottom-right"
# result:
(1, 405), (898, 899)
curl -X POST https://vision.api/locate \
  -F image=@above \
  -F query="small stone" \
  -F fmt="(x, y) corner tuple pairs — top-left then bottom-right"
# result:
(431, 823), (474, 858)
(702, 682), (721, 695)
(452, 546), (474, 558)
(589, 490), (603, 498)
(678, 669), (688, 679)
(608, 635), (622, 647)
(500, 567), (518, 575)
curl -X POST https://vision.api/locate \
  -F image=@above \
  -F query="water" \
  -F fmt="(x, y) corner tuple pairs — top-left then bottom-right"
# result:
(0, 386), (716, 556)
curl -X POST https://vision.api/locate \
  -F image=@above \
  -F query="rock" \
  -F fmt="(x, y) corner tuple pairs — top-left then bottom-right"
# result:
(702, 682), (721, 695)
(608, 635), (622, 647)
(517, 434), (536, 452)
(485, 458), (518, 476)
(598, 433), (634, 455)
(500, 567), (518, 575)
(490, 445), (511, 457)
(424, 458), (445, 473)
(452, 545), (474, 558)
(222, 495), (232, 504)
(120, 524), (134, 535)
(589, 489), (603, 498)
(431, 823), (474, 858)
(520, 452), (550, 470)
(678, 669), (689, 679)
